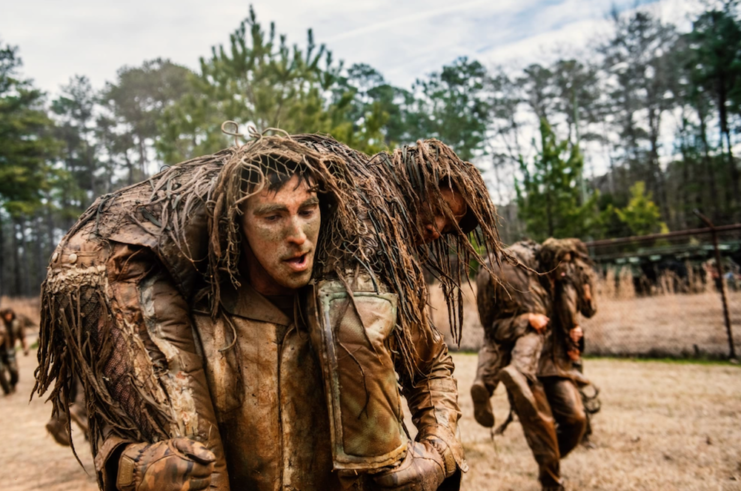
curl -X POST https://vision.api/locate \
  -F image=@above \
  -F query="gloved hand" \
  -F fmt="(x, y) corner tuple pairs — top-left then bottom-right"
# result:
(373, 439), (454, 491)
(116, 437), (215, 491)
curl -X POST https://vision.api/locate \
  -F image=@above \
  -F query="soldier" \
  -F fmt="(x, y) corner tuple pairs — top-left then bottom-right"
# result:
(35, 132), (506, 491)
(471, 238), (596, 491)
(0, 308), (30, 394)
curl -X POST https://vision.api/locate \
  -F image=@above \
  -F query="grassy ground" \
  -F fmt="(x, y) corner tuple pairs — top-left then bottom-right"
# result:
(1, 350), (739, 490)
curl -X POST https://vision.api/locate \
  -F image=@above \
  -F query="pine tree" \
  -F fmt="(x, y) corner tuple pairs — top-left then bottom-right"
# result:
(516, 118), (599, 240)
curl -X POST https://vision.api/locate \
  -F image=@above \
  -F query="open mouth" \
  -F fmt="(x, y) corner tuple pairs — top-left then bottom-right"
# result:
(283, 253), (310, 272)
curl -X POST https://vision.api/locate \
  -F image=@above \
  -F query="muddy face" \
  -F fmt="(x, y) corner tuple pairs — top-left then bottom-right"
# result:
(417, 186), (468, 245)
(241, 174), (321, 295)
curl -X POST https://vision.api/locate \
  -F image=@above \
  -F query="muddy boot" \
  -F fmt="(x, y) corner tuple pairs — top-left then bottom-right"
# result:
(499, 365), (540, 422)
(470, 382), (495, 428)
(46, 413), (71, 447)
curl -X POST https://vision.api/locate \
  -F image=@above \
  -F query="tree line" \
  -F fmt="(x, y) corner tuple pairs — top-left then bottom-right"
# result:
(2, 2), (741, 296)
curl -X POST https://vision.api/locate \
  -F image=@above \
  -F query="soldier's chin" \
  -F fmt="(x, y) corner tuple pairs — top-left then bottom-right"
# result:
(281, 268), (313, 290)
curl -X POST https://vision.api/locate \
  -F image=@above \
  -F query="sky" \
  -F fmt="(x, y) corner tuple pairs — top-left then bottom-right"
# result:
(0, 0), (702, 95)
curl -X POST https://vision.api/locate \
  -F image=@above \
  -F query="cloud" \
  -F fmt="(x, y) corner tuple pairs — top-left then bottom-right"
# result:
(0, 0), (698, 95)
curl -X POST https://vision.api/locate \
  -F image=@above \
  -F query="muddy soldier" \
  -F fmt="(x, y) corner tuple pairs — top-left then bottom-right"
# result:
(471, 238), (596, 490)
(0, 308), (31, 394)
(35, 132), (506, 491)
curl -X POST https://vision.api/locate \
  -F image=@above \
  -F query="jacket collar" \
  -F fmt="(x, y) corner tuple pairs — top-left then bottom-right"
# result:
(221, 281), (292, 326)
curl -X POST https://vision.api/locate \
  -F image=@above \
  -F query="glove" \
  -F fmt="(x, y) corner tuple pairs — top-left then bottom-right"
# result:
(373, 439), (454, 491)
(116, 438), (215, 491)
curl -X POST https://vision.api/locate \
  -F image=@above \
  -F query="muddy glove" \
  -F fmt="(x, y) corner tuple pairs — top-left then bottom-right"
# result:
(373, 439), (455, 491)
(116, 437), (215, 491)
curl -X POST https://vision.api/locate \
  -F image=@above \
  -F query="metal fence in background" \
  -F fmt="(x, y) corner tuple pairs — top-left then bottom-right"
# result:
(582, 221), (741, 360)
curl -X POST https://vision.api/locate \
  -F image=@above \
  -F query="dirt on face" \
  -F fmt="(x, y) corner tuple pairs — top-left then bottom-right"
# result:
(240, 175), (321, 294)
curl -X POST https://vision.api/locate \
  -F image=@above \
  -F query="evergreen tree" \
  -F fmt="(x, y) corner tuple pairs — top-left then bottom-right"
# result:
(614, 181), (668, 236)
(516, 119), (598, 240)
(409, 57), (491, 162)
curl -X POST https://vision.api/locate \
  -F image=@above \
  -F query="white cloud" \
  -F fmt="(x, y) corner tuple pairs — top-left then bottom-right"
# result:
(0, 0), (698, 95)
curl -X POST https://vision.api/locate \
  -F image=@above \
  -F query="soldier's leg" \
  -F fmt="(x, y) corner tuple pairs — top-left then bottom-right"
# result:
(6, 351), (18, 390)
(500, 333), (562, 489)
(45, 411), (72, 447)
(543, 378), (587, 458)
(471, 339), (503, 427)
(0, 357), (10, 395)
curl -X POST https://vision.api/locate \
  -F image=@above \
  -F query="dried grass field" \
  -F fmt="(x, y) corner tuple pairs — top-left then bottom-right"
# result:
(1, 296), (740, 490)
(431, 279), (741, 358)
(450, 354), (741, 491)
(0, 348), (738, 490)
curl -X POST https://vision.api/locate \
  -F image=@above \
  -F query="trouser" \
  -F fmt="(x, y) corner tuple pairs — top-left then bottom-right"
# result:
(0, 350), (18, 393)
(473, 339), (503, 394)
(525, 378), (587, 488)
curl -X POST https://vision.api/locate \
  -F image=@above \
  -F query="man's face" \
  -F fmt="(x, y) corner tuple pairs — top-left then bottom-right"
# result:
(417, 187), (468, 245)
(241, 174), (321, 294)
(1, 312), (11, 323)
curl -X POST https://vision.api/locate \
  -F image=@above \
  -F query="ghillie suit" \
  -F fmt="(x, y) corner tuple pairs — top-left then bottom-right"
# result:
(537, 238), (601, 449)
(34, 129), (505, 490)
(0, 308), (30, 394)
(472, 238), (597, 491)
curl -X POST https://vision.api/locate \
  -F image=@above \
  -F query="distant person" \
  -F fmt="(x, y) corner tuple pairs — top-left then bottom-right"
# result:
(472, 238), (597, 491)
(0, 308), (30, 394)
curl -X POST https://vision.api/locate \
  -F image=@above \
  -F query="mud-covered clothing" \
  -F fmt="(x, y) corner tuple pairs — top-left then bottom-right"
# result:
(0, 317), (23, 392)
(0, 348), (18, 393)
(88, 244), (465, 491)
(475, 242), (587, 489)
(474, 241), (551, 393)
(538, 280), (580, 380)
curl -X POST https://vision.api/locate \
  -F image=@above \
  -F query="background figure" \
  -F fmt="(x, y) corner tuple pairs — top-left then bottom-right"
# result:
(0, 308), (31, 395)
(472, 238), (598, 491)
(45, 376), (89, 447)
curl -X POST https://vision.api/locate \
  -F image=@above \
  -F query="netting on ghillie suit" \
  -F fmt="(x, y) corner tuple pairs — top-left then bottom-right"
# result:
(33, 127), (508, 472)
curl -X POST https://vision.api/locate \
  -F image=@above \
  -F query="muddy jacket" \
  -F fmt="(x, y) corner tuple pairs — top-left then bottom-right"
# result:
(537, 279), (581, 380)
(476, 241), (583, 381)
(476, 241), (551, 347)
(88, 250), (464, 490)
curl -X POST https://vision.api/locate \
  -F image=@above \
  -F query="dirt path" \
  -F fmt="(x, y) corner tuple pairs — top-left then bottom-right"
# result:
(1, 351), (740, 490)
(0, 349), (97, 491)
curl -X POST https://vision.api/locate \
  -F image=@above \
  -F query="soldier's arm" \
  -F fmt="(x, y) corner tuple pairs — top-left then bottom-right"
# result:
(93, 244), (228, 491)
(398, 329), (468, 481)
(557, 282), (582, 356)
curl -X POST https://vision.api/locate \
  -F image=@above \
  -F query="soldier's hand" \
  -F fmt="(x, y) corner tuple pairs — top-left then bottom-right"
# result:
(528, 313), (550, 333)
(116, 437), (215, 491)
(373, 440), (452, 491)
(569, 326), (583, 344)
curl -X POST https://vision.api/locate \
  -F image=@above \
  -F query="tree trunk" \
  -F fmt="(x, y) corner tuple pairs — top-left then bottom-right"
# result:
(18, 217), (30, 296)
(34, 214), (45, 293)
(11, 218), (22, 296)
(0, 214), (5, 298)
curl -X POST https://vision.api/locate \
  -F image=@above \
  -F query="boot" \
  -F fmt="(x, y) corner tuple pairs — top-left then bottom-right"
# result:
(499, 364), (539, 422)
(46, 413), (71, 447)
(470, 382), (494, 428)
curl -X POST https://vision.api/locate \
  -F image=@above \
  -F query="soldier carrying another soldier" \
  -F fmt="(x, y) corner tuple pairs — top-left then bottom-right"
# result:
(0, 307), (31, 395)
(34, 129), (508, 491)
(471, 238), (597, 491)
